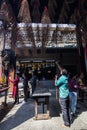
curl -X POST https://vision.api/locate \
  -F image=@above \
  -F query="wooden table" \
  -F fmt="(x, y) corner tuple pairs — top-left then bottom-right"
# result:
(32, 87), (51, 120)
(0, 87), (9, 106)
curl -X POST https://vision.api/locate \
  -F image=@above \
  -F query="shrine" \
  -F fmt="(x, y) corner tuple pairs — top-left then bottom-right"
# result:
(0, 0), (87, 126)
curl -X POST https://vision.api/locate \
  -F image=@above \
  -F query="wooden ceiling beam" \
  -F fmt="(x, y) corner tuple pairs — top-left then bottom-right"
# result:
(58, 0), (69, 23)
(58, 0), (78, 23)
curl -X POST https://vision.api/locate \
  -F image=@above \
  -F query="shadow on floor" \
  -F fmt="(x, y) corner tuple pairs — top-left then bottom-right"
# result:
(0, 102), (14, 122)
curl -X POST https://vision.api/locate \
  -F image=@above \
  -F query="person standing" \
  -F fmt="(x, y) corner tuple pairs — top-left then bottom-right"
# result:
(77, 72), (85, 102)
(55, 63), (71, 128)
(30, 70), (38, 94)
(68, 75), (79, 117)
(9, 73), (19, 104)
(22, 72), (28, 104)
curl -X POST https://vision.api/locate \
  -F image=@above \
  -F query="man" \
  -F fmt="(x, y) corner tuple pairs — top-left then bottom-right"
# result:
(22, 72), (28, 104)
(30, 70), (38, 94)
(55, 62), (71, 128)
(68, 75), (78, 117)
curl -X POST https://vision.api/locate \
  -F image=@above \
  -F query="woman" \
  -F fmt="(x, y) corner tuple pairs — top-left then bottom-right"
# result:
(55, 68), (71, 128)
(9, 73), (19, 104)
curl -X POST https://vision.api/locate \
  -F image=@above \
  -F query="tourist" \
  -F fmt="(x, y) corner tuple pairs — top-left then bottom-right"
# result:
(68, 74), (79, 117)
(77, 72), (85, 102)
(55, 62), (71, 127)
(9, 73), (19, 104)
(22, 72), (28, 104)
(30, 70), (38, 94)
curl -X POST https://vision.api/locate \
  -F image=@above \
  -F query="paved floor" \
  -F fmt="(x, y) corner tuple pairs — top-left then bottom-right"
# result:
(0, 81), (87, 130)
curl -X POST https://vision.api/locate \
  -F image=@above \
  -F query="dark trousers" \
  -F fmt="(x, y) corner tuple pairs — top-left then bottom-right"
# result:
(32, 85), (36, 94)
(59, 96), (70, 126)
(23, 86), (28, 102)
(15, 92), (19, 103)
(13, 87), (19, 104)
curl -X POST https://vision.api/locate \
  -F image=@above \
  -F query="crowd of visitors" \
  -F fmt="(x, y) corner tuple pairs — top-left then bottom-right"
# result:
(55, 61), (87, 128)
(55, 68), (71, 128)
(8, 68), (38, 105)
(8, 61), (87, 128)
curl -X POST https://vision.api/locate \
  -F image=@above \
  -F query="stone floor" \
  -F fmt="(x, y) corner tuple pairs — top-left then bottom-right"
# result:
(0, 80), (87, 130)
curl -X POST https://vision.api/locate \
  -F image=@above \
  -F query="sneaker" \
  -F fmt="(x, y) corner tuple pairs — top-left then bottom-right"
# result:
(62, 124), (70, 128)
(22, 100), (27, 105)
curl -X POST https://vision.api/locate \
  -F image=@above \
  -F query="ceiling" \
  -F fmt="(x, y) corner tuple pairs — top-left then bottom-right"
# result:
(7, 0), (87, 24)
(3, 0), (79, 23)
(0, 0), (87, 60)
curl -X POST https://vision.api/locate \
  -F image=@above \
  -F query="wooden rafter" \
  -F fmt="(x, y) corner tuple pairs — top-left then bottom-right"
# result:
(26, 25), (37, 57)
(18, 0), (31, 23)
(41, 6), (51, 56)
(48, 0), (57, 21)
(30, 0), (40, 23)
(36, 25), (41, 43)
(0, 0), (17, 52)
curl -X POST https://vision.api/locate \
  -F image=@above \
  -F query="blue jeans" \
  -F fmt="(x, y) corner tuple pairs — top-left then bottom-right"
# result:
(69, 92), (77, 114)
(59, 96), (70, 126)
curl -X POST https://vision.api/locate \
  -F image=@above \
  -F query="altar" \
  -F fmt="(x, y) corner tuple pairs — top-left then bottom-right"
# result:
(32, 87), (51, 120)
